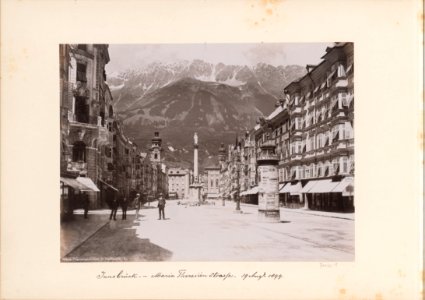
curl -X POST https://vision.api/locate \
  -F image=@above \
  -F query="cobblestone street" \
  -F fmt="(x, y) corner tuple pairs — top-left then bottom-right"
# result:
(64, 201), (354, 262)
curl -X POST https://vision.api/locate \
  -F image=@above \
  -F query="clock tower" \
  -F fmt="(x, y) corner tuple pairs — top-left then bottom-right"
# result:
(150, 131), (163, 164)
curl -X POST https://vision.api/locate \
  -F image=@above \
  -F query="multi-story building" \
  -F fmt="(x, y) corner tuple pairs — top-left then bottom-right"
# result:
(203, 157), (220, 200)
(60, 44), (115, 218)
(279, 42), (354, 212)
(258, 43), (354, 212)
(60, 44), (171, 220)
(168, 168), (190, 199)
(219, 43), (354, 212)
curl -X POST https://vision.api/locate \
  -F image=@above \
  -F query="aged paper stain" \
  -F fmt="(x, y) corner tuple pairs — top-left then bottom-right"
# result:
(247, 0), (284, 28)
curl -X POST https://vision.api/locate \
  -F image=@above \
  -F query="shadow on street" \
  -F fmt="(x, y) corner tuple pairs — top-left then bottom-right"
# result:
(62, 216), (173, 262)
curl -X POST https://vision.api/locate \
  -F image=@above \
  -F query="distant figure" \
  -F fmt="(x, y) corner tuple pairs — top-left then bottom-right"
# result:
(134, 193), (141, 219)
(82, 193), (89, 219)
(120, 195), (128, 220)
(109, 195), (118, 221)
(158, 193), (166, 220)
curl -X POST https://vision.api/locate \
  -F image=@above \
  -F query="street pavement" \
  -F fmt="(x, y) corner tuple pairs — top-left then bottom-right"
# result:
(63, 201), (354, 262)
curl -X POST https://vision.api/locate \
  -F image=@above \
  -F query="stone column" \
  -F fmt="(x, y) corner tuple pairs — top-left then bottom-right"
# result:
(194, 132), (199, 182)
(257, 140), (280, 222)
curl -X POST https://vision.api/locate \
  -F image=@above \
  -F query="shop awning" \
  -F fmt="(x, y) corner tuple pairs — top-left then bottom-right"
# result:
(289, 182), (302, 195)
(241, 186), (259, 196)
(332, 177), (354, 196)
(76, 177), (100, 192)
(279, 183), (288, 193)
(99, 179), (119, 192)
(280, 182), (302, 194)
(300, 180), (320, 193)
(309, 179), (339, 193)
(280, 183), (292, 193)
(60, 177), (88, 191)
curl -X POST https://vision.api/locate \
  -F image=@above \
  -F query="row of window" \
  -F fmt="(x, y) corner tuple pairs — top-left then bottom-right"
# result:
(268, 95), (353, 141)
(278, 156), (353, 182)
(287, 62), (352, 107)
(209, 179), (219, 188)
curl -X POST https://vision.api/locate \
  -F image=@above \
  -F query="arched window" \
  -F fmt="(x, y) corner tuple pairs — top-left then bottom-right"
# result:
(109, 105), (114, 118)
(72, 141), (86, 162)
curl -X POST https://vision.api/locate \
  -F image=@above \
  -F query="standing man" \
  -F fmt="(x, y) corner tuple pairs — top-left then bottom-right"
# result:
(157, 193), (166, 220)
(109, 193), (118, 221)
(134, 193), (141, 219)
(120, 195), (128, 220)
(82, 193), (89, 219)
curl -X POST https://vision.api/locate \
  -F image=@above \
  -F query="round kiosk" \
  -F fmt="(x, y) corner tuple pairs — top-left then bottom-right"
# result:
(257, 139), (280, 222)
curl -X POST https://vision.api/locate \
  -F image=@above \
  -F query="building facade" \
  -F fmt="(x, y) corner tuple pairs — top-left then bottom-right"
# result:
(60, 44), (170, 220)
(217, 43), (354, 212)
(167, 168), (190, 199)
(204, 166), (220, 200)
(60, 44), (115, 218)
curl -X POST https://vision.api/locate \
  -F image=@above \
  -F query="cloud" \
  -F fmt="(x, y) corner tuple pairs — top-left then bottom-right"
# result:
(243, 43), (287, 66)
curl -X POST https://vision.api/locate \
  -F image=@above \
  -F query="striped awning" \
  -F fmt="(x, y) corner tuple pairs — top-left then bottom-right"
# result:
(99, 179), (119, 192)
(60, 177), (88, 191)
(241, 186), (259, 196)
(280, 182), (302, 194)
(309, 179), (339, 193)
(332, 177), (354, 196)
(76, 177), (100, 192)
(299, 180), (320, 193)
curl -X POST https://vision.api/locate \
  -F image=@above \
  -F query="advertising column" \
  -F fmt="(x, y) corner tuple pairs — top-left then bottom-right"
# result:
(257, 141), (280, 222)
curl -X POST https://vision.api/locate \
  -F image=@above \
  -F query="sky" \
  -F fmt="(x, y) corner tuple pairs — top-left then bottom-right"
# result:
(105, 43), (333, 74)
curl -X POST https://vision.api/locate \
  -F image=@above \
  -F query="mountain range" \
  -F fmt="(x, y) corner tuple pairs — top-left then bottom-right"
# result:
(107, 60), (306, 170)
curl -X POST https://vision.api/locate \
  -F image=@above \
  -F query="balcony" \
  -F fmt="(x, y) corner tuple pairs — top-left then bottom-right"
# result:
(335, 79), (348, 88)
(72, 81), (90, 98)
(67, 161), (87, 174)
(290, 153), (302, 161)
(292, 130), (303, 137)
(336, 139), (354, 150)
(291, 106), (302, 114)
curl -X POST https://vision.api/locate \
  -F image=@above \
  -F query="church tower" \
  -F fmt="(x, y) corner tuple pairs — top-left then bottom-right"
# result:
(218, 142), (226, 163)
(150, 131), (163, 164)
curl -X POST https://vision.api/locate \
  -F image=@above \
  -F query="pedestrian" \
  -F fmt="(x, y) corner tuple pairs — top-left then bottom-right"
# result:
(134, 193), (141, 219)
(157, 193), (166, 220)
(109, 195), (118, 221)
(82, 193), (89, 219)
(120, 195), (128, 220)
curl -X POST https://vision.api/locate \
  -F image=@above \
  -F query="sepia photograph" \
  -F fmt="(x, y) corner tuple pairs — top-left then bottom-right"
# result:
(2, 0), (422, 299)
(60, 43), (355, 262)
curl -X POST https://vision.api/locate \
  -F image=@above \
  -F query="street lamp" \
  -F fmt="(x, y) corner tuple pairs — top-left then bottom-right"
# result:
(235, 152), (242, 212)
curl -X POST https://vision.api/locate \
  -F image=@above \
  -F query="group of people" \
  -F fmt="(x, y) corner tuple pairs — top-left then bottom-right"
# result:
(108, 192), (167, 221)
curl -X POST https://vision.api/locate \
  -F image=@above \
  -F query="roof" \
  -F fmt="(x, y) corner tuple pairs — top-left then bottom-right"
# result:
(203, 156), (220, 170)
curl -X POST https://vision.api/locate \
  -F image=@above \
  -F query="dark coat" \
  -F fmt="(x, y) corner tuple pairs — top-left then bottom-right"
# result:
(120, 197), (128, 209)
